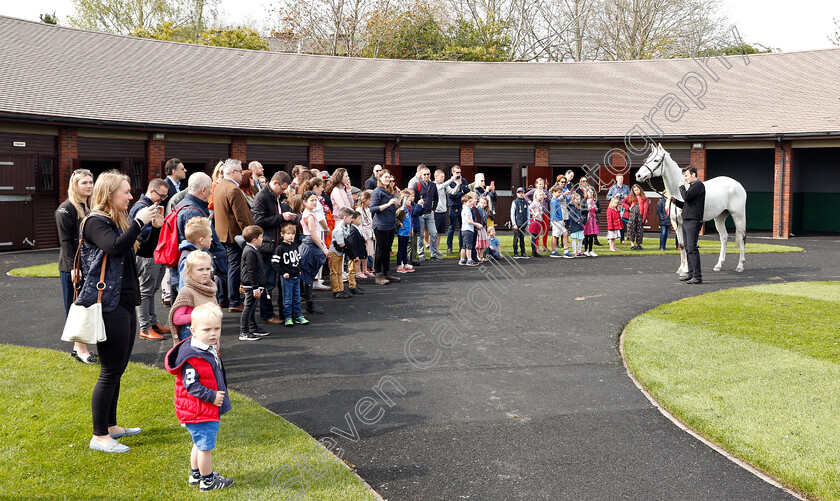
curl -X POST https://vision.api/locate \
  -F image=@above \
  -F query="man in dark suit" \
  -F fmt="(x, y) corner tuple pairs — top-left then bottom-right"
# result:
(671, 166), (705, 284)
(163, 157), (187, 208)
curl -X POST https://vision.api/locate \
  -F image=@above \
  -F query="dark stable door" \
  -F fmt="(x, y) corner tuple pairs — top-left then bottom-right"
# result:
(0, 155), (36, 250)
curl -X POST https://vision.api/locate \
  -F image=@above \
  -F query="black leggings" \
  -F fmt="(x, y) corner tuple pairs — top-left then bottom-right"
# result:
(583, 235), (594, 252)
(92, 303), (136, 436)
(374, 228), (395, 275)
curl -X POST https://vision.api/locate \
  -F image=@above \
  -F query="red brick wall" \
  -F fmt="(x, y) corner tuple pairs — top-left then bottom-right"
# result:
(386, 142), (399, 166)
(231, 136), (247, 163)
(148, 137), (165, 182)
(459, 143), (476, 180)
(773, 142), (792, 238)
(309, 139), (324, 165)
(58, 128), (78, 203)
(535, 144), (549, 167)
(691, 146), (706, 180)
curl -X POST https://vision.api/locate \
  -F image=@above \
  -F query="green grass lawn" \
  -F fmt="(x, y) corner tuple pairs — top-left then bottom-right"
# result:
(8, 262), (60, 278)
(405, 233), (802, 258)
(6, 234), (800, 278)
(624, 282), (840, 500)
(0, 344), (376, 501)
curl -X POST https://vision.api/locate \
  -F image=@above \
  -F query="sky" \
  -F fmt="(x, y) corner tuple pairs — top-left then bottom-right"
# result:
(2, 0), (838, 53)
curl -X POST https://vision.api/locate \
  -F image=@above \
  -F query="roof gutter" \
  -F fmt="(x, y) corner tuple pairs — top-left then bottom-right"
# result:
(1, 112), (839, 144)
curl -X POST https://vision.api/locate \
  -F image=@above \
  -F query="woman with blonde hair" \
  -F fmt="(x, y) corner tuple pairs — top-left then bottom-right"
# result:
(56, 168), (97, 363)
(78, 170), (160, 453)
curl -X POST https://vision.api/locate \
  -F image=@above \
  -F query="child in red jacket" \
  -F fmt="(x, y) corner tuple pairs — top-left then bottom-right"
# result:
(606, 197), (624, 252)
(165, 303), (234, 491)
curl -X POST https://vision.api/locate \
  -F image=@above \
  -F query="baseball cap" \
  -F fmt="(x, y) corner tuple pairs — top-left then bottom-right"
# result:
(516, 187), (525, 193)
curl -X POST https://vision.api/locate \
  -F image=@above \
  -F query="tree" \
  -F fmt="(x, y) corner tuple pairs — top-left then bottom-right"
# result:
(830, 18), (840, 47)
(40, 12), (59, 25)
(270, 0), (372, 56)
(443, 15), (511, 61)
(363, 1), (447, 59)
(201, 26), (270, 50)
(69, 0), (177, 35)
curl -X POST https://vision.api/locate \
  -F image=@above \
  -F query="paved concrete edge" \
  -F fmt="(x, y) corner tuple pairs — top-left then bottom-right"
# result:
(618, 323), (807, 501)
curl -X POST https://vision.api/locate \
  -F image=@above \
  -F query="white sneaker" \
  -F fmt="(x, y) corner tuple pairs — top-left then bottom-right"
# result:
(583, 251), (591, 257)
(589, 251), (598, 257)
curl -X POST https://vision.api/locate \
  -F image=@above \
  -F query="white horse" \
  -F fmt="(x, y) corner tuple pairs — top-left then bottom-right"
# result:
(635, 144), (747, 274)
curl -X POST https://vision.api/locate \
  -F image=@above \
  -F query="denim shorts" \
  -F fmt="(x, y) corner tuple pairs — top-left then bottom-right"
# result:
(185, 421), (220, 451)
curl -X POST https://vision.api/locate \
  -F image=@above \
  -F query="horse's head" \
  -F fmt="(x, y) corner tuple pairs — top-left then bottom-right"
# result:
(636, 144), (667, 183)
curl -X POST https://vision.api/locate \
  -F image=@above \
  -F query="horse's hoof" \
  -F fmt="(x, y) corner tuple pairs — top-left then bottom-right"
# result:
(713, 264), (722, 272)
(736, 266), (744, 272)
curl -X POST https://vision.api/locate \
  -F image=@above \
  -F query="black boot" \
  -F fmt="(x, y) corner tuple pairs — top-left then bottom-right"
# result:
(303, 283), (324, 314)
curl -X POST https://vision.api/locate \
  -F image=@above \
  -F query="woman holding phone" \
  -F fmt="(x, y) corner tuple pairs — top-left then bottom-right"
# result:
(370, 170), (400, 285)
(79, 171), (160, 453)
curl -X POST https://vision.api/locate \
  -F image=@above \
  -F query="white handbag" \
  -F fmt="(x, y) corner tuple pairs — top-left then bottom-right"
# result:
(61, 228), (108, 344)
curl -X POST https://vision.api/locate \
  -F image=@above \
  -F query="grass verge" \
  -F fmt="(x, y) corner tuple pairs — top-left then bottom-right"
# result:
(8, 262), (60, 278)
(0, 344), (377, 501)
(623, 282), (840, 500)
(5, 234), (800, 277)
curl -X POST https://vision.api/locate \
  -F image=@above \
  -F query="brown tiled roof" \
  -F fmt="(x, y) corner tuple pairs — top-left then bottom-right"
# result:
(2, 15), (839, 139)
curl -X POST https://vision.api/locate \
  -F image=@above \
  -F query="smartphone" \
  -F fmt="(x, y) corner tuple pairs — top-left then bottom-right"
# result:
(157, 205), (164, 217)
(490, 181), (495, 188)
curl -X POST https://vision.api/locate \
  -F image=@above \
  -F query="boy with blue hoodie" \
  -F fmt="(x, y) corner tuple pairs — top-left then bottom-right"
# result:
(165, 303), (234, 491)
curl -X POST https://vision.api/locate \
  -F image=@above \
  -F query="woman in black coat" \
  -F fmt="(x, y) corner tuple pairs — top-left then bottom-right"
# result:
(55, 168), (97, 363)
(80, 171), (159, 453)
(369, 170), (400, 285)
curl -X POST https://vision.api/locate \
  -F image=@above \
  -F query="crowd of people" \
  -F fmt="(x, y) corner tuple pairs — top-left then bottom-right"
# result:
(55, 157), (683, 488)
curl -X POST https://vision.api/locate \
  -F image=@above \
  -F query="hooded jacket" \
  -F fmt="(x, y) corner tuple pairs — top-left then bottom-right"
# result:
(165, 337), (232, 424)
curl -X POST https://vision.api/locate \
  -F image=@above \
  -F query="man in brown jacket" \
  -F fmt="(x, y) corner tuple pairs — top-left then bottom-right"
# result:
(214, 159), (254, 311)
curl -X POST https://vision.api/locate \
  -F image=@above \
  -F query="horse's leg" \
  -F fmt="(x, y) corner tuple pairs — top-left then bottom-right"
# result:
(675, 221), (688, 275)
(732, 212), (747, 272)
(713, 214), (728, 271)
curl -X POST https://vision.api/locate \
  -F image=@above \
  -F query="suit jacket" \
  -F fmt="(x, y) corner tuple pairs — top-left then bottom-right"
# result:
(164, 177), (180, 207)
(213, 178), (254, 243)
(675, 181), (705, 221)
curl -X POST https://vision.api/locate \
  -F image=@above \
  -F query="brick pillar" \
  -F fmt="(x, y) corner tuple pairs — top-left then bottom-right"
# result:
(535, 144), (549, 167)
(231, 136), (247, 163)
(459, 143), (476, 181)
(773, 141), (793, 238)
(691, 146), (706, 181)
(148, 136), (165, 182)
(58, 128), (78, 203)
(309, 139), (325, 167)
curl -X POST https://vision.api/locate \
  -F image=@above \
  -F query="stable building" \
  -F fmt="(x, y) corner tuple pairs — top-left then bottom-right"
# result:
(1, 15), (838, 250)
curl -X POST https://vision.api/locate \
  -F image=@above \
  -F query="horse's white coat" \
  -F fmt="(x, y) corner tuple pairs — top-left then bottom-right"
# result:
(635, 144), (747, 274)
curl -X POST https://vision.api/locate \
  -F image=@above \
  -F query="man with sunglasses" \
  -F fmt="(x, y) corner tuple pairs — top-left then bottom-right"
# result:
(130, 178), (169, 340)
(365, 164), (384, 191)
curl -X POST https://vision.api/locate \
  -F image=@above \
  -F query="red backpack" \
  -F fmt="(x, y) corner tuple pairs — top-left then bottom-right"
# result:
(153, 205), (194, 267)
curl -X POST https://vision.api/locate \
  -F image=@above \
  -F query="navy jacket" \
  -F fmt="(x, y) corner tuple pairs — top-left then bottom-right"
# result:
(370, 187), (398, 231)
(77, 215), (142, 312)
(175, 194), (227, 274)
(657, 198), (671, 227)
(410, 179), (438, 215)
(511, 197), (530, 227)
(129, 195), (161, 258)
(447, 180), (471, 209)
(568, 205), (587, 234)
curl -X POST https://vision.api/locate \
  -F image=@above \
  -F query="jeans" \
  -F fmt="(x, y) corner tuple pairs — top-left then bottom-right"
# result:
(60, 271), (74, 317)
(240, 290), (258, 334)
(397, 235), (410, 266)
(682, 219), (702, 279)
(259, 254), (283, 320)
(487, 247), (501, 260)
(511, 226), (526, 255)
(446, 207), (463, 251)
(659, 225), (670, 250)
(135, 256), (164, 331)
(418, 213), (438, 259)
(223, 242), (243, 307)
(281, 275), (302, 318)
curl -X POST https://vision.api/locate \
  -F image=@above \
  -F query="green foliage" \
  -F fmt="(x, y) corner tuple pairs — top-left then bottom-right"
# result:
(133, 22), (268, 51)
(40, 12), (59, 25)
(200, 26), (270, 50)
(69, 0), (177, 35)
(363, 3), (510, 62)
(695, 42), (777, 58)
